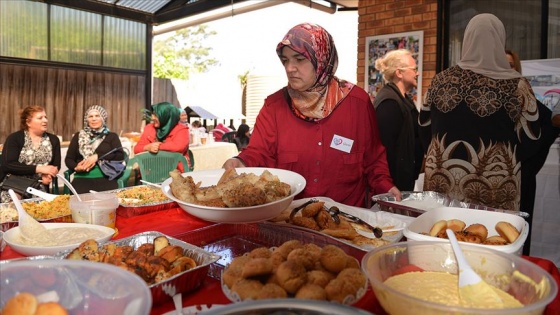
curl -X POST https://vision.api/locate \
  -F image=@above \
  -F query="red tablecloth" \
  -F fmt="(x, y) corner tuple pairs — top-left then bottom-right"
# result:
(2, 207), (559, 315)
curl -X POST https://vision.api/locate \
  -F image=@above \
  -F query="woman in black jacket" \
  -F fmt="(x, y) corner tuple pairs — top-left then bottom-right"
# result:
(373, 49), (423, 191)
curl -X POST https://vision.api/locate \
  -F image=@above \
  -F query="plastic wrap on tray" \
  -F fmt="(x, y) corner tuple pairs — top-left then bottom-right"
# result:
(372, 191), (449, 217)
(51, 231), (220, 305)
(372, 191), (529, 218)
(175, 222), (368, 280)
(109, 187), (177, 218)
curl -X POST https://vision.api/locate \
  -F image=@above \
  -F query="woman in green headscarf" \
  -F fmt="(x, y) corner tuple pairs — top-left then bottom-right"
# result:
(135, 102), (191, 171)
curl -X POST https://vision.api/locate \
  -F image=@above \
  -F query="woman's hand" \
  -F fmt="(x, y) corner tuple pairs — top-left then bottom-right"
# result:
(145, 142), (161, 153)
(41, 174), (53, 185)
(222, 157), (245, 170)
(388, 186), (402, 201)
(75, 154), (98, 172)
(36, 165), (58, 177)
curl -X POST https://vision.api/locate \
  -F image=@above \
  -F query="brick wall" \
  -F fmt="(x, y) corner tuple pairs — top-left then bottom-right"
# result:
(357, 0), (438, 100)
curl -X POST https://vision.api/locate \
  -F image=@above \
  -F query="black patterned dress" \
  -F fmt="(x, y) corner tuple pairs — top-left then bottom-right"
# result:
(419, 66), (540, 211)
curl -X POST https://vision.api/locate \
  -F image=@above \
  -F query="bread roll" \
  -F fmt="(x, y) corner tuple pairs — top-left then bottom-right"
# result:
(464, 223), (488, 242)
(483, 235), (509, 245)
(446, 219), (466, 232)
(495, 221), (520, 243)
(429, 220), (447, 236)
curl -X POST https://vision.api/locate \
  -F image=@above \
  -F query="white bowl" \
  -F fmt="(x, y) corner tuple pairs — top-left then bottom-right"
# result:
(404, 207), (528, 255)
(3, 223), (115, 256)
(161, 167), (306, 223)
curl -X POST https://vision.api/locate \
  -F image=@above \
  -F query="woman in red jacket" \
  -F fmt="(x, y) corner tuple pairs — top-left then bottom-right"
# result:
(134, 102), (191, 171)
(223, 23), (400, 207)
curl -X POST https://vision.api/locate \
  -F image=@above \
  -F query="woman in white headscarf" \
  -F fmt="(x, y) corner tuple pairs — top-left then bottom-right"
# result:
(65, 105), (124, 193)
(419, 13), (540, 211)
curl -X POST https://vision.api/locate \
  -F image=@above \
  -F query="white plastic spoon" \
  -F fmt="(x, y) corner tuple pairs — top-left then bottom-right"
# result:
(140, 180), (162, 188)
(8, 189), (51, 241)
(446, 229), (503, 307)
(26, 187), (57, 201)
(56, 174), (82, 201)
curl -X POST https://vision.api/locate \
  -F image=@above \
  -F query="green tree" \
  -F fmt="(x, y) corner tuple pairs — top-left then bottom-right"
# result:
(153, 25), (218, 79)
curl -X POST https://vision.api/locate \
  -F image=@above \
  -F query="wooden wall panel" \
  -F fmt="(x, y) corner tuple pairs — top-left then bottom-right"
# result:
(0, 63), (146, 144)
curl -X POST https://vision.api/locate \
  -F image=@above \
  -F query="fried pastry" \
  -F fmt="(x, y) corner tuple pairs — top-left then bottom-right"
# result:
(231, 279), (264, 300)
(287, 248), (315, 270)
(483, 235), (509, 245)
(241, 258), (273, 278)
(295, 284), (327, 300)
(257, 283), (288, 299)
(320, 245), (348, 273)
(276, 260), (307, 294)
(496, 221), (520, 243)
(464, 223), (488, 242)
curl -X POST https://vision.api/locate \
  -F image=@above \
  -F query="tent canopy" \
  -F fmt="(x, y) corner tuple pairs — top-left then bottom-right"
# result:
(185, 106), (219, 120)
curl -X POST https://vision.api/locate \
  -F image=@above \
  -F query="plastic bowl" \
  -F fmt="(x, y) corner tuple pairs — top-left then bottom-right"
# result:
(0, 259), (152, 314)
(70, 192), (119, 228)
(362, 241), (557, 315)
(161, 167), (306, 223)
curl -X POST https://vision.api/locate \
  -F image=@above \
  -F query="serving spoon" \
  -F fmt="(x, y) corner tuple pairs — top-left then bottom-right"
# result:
(26, 187), (58, 201)
(446, 229), (503, 307)
(8, 189), (51, 241)
(56, 174), (82, 201)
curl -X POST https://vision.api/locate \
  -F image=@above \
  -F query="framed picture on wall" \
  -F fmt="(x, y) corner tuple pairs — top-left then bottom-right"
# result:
(365, 30), (424, 109)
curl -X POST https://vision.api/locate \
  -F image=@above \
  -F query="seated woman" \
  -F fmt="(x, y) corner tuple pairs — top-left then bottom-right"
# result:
(233, 123), (251, 151)
(65, 105), (124, 193)
(134, 102), (191, 171)
(0, 106), (61, 202)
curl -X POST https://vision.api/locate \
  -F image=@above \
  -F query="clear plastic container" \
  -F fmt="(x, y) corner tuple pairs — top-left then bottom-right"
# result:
(69, 192), (119, 228)
(0, 259), (152, 314)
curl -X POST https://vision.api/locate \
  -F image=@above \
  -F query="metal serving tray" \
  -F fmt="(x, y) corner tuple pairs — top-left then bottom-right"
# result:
(175, 222), (368, 280)
(108, 186), (177, 218)
(52, 231), (220, 305)
(372, 191), (529, 218)
(1, 199), (72, 232)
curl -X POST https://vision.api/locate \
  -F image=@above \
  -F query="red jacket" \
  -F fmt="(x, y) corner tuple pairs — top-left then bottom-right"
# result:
(134, 123), (190, 171)
(238, 86), (394, 207)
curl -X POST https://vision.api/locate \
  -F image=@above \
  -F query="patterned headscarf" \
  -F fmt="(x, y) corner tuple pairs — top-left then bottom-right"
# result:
(457, 14), (521, 80)
(78, 105), (109, 157)
(152, 102), (180, 141)
(276, 23), (354, 120)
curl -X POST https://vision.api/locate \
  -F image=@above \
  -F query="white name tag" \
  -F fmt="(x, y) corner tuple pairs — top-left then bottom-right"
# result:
(330, 134), (353, 153)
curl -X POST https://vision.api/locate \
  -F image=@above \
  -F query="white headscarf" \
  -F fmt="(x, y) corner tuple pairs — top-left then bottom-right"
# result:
(457, 13), (521, 80)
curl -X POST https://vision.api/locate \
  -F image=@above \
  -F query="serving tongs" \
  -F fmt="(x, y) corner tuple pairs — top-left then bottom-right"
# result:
(326, 206), (384, 238)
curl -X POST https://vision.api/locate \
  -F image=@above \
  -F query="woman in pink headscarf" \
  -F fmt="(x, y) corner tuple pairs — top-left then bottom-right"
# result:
(223, 23), (400, 207)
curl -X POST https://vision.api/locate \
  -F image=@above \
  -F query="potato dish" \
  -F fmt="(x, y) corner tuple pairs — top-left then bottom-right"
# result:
(66, 236), (197, 285)
(223, 240), (367, 304)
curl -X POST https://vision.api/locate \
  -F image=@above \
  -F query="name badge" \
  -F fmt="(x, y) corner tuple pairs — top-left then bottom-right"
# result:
(330, 134), (353, 153)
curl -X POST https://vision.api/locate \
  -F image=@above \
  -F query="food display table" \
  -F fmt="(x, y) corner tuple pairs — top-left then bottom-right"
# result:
(1, 206), (559, 315)
(189, 142), (238, 171)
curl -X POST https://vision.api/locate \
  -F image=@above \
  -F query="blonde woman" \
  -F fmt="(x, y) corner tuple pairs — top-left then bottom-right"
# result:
(373, 49), (423, 191)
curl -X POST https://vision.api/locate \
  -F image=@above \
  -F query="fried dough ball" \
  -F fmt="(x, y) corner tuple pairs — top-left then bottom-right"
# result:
(301, 202), (325, 218)
(249, 247), (272, 259)
(464, 223), (488, 242)
(337, 268), (367, 292)
(306, 270), (335, 288)
(287, 248), (315, 270)
(223, 266), (243, 289)
(241, 258), (273, 278)
(274, 240), (302, 259)
(292, 216), (320, 231)
(276, 260), (307, 294)
(345, 256), (360, 269)
(320, 245), (348, 273)
(270, 251), (286, 271)
(301, 243), (322, 261)
(295, 284), (327, 300)
(325, 278), (360, 303)
(1, 292), (37, 315)
(483, 235), (509, 245)
(35, 302), (68, 315)
(231, 279), (264, 300)
(257, 283), (288, 299)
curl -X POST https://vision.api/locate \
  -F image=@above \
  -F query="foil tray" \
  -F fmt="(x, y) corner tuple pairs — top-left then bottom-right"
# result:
(175, 222), (368, 280)
(372, 191), (529, 218)
(51, 231), (220, 305)
(1, 200), (73, 232)
(108, 186), (177, 218)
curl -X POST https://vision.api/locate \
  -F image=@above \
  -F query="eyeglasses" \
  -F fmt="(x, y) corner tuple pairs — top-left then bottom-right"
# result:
(399, 66), (418, 72)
